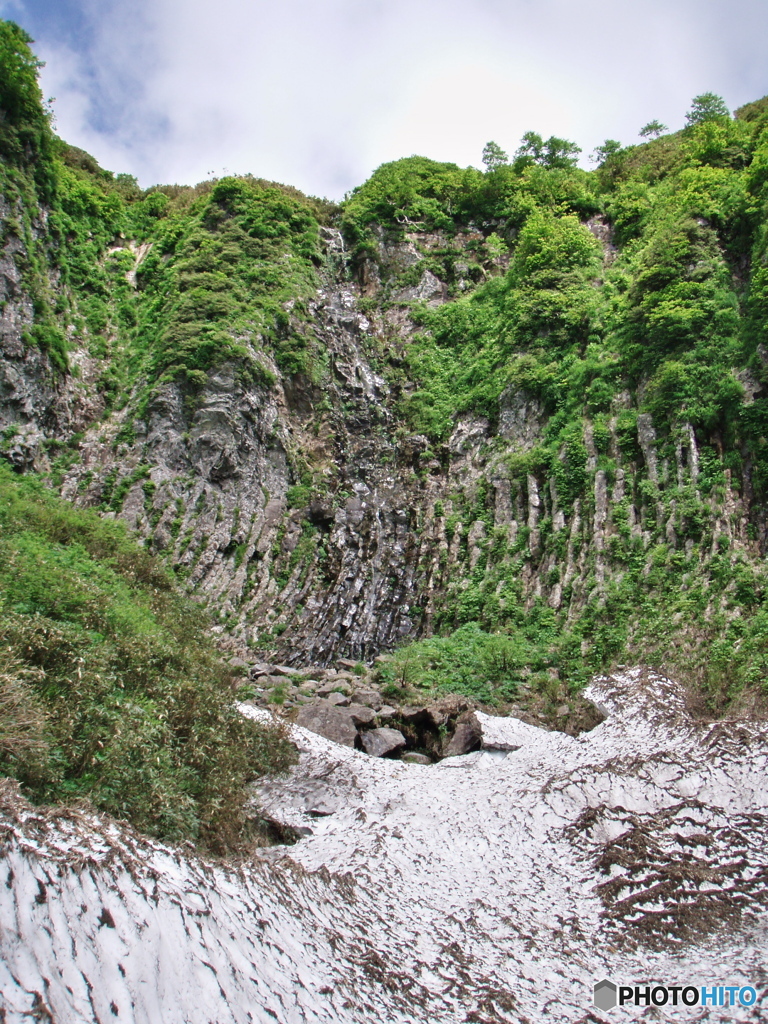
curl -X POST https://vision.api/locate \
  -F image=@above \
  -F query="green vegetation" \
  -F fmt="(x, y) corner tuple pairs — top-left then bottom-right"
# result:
(383, 534), (768, 712)
(4, 16), (768, 742)
(131, 175), (329, 390)
(336, 93), (768, 712)
(0, 20), (54, 195)
(376, 622), (541, 704)
(0, 20), (335, 395)
(0, 465), (295, 849)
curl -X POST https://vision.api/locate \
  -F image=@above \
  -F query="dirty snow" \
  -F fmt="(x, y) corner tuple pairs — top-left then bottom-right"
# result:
(1, 668), (767, 1022)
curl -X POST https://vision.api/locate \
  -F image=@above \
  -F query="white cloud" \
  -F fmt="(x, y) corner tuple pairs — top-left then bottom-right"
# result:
(8, 0), (768, 198)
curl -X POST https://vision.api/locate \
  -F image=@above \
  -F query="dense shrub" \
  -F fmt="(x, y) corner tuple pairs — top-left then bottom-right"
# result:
(0, 466), (295, 849)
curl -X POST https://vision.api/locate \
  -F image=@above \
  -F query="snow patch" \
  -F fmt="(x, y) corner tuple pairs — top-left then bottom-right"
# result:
(2, 668), (768, 1022)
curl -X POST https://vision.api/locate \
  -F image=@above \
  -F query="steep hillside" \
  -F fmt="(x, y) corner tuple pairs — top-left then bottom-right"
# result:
(3, 19), (768, 717)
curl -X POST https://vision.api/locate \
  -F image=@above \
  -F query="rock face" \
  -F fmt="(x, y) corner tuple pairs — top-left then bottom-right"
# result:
(0, 205), (761, 671)
(360, 727), (406, 758)
(3, 669), (768, 1023)
(0, 195), (765, 672)
(295, 703), (358, 747)
(441, 712), (482, 757)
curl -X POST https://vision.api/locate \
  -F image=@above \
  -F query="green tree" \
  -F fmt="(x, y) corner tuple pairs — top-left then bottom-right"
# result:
(482, 140), (509, 172)
(591, 139), (623, 165)
(639, 120), (667, 139)
(685, 93), (730, 128)
(515, 132), (581, 170)
(515, 131), (545, 165)
(0, 19), (52, 173)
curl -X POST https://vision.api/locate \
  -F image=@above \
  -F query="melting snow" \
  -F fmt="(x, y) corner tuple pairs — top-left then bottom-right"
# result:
(1, 668), (767, 1022)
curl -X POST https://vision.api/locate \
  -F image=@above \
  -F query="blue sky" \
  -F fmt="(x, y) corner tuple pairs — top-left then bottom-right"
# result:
(3, 0), (767, 199)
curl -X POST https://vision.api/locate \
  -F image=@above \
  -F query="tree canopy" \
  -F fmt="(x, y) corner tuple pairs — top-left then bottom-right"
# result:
(685, 93), (731, 128)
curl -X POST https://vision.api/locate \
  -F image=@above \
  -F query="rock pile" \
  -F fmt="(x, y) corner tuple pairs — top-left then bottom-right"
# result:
(240, 659), (483, 760)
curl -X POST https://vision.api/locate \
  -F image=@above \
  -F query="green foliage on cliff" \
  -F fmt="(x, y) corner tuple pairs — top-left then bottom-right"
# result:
(5, 21), (768, 723)
(0, 465), (295, 848)
(389, 115), (767, 444)
(0, 18), (334, 390)
(335, 96), (768, 710)
(0, 20), (54, 194)
(127, 174), (327, 388)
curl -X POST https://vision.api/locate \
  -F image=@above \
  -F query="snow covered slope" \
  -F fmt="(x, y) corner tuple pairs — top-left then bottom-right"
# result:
(1, 668), (767, 1022)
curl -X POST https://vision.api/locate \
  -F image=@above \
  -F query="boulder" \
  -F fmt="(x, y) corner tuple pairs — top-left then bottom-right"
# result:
(295, 704), (358, 747)
(316, 681), (352, 697)
(400, 706), (432, 726)
(442, 712), (482, 757)
(249, 662), (274, 679)
(361, 728), (406, 758)
(327, 691), (351, 707)
(267, 675), (292, 688)
(351, 689), (382, 709)
(401, 752), (431, 765)
(336, 658), (360, 670)
(346, 704), (377, 727)
(377, 706), (397, 721)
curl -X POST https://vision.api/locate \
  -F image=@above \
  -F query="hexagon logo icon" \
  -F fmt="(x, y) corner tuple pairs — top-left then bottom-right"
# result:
(594, 979), (617, 1010)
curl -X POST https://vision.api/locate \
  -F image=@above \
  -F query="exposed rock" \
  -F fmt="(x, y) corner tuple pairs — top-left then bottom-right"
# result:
(265, 674), (292, 688)
(0, 184), (766, 678)
(350, 688), (382, 709)
(295, 703), (358, 747)
(316, 681), (352, 697)
(248, 662), (274, 678)
(326, 691), (351, 708)
(637, 413), (659, 484)
(360, 727), (406, 758)
(498, 387), (545, 451)
(399, 706), (432, 726)
(401, 752), (431, 765)
(395, 269), (446, 305)
(441, 712), (482, 757)
(424, 696), (474, 729)
(346, 704), (377, 727)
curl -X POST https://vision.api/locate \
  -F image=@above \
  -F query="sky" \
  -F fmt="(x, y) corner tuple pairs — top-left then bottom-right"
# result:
(2, 0), (767, 199)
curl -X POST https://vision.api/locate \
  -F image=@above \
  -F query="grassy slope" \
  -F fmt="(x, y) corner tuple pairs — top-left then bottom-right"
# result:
(0, 464), (295, 849)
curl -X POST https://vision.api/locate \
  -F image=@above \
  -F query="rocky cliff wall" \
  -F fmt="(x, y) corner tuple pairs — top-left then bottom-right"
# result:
(0, 205), (764, 672)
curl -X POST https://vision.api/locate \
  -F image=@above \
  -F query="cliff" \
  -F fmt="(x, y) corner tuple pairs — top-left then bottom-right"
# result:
(3, 20), (768, 704)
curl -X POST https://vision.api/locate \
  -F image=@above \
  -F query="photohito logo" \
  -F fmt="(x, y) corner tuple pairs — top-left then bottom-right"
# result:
(593, 980), (759, 1011)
